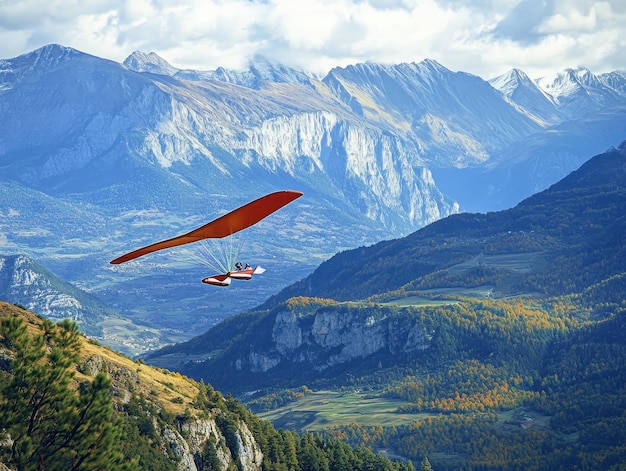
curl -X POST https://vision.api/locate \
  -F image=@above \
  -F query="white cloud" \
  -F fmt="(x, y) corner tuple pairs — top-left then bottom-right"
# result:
(0, 0), (624, 79)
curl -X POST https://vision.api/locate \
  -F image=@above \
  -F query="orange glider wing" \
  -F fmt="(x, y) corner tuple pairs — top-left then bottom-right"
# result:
(110, 190), (303, 264)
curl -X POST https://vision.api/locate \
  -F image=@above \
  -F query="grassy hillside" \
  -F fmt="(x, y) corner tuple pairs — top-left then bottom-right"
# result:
(0, 301), (414, 470)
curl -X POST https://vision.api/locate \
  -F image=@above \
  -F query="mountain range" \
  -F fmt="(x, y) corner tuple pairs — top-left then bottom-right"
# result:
(2, 44), (625, 469)
(1, 44), (625, 350)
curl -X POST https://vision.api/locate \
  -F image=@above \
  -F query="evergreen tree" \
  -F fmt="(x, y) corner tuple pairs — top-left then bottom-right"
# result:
(0, 316), (137, 471)
(199, 439), (222, 471)
(420, 456), (433, 471)
(280, 429), (299, 470)
(297, 433), (330, 471)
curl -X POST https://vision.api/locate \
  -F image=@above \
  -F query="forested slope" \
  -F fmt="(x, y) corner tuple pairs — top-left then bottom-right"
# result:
(260, 141), (626, 304)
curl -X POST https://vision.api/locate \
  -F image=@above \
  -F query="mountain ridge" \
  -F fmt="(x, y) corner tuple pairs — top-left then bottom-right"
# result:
(257, 141), (626, 305)
(2, 43), (626, 351)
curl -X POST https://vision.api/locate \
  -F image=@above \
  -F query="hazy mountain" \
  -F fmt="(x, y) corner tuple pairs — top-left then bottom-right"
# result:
(0, 254), (110, 336)
(433, 104), (626, 211)
(474, 67), (626, 210)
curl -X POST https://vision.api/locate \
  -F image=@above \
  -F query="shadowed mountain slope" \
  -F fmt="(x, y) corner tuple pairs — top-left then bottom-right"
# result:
(260, 141), (626, 305)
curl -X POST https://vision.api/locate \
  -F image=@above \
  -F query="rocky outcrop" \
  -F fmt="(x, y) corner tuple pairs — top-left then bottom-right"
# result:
(79, 354), (264, 471)
(161, 416), (263, 471)
(237, 305), (431, 374)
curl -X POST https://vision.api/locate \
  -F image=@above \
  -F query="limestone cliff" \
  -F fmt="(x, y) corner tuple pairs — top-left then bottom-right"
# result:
(85, 353), (265, 471)
(156, 416), (263, 471)
(231, 303), (431, 375)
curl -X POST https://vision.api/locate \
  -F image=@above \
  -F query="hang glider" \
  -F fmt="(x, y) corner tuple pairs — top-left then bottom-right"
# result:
(202, 266), (266, 287)
(110, 190), (303, 265)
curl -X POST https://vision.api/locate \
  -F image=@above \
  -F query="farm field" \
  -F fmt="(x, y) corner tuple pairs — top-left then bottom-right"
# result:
(381, 252), (548, 306)
(97, 316), (164, 356)
(256, 390), (431, 431)
(446, 252), (543, 275)
(381, 295), (460, 307)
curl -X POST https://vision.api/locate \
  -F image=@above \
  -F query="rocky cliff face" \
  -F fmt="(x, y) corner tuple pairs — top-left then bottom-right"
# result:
(243, 110), (456, 227)
(83, 352), (264, 471)
(160, 417), (263, 471)
(232, 304), (431, 375)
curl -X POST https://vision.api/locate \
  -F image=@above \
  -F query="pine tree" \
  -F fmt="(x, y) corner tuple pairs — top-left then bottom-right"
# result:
(280, 429), (299, 470)
(420, 456), (433, 471)
(0, 316), (137, 470)
(199, 439), (222, 470)
(297, 433), (330, 471)
(65, 372), (130, 471)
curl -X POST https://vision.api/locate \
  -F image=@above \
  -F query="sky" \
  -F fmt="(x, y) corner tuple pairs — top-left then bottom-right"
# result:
(1, 0), (625, 80)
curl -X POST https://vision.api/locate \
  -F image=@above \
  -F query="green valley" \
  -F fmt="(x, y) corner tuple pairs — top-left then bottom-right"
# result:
(255, 390), (425, 431)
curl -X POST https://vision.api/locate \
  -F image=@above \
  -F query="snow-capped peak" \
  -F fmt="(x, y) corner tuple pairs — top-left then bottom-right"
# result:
(534, 66), (623, 115)
(535, 67), (594, 99)
(489, 68), (533, 96)
(205, 55), (315, 88)
(123, 51), (179, 76)
(599, 70), (626, 98)
(165, 54), (315, 88)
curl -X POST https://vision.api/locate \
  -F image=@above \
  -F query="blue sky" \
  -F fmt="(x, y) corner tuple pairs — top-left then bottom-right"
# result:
(1, 0), (625, 80)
